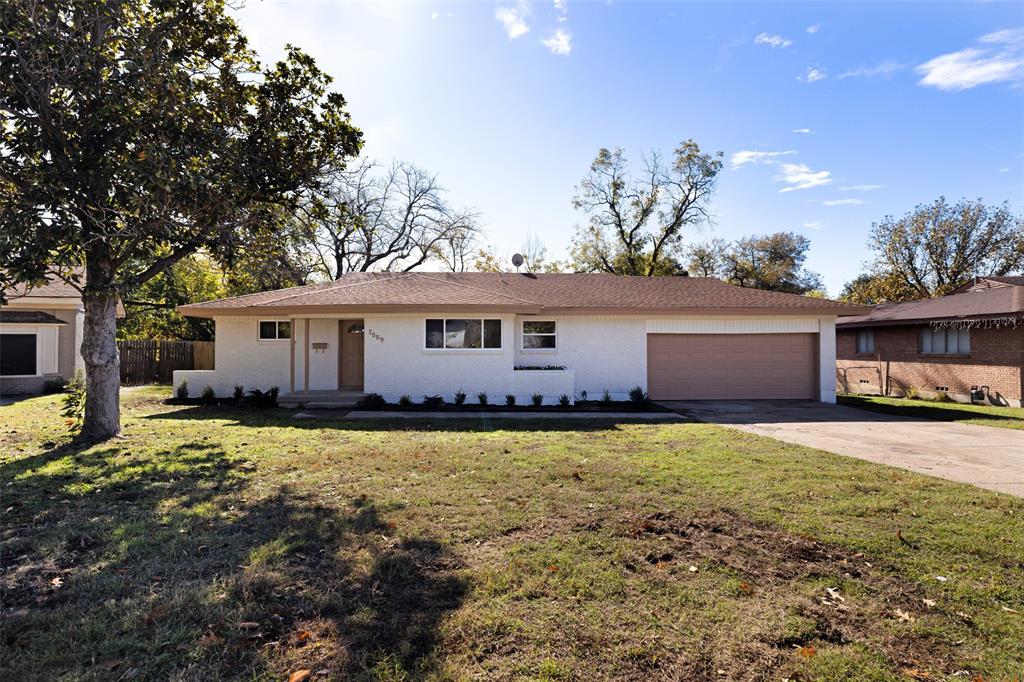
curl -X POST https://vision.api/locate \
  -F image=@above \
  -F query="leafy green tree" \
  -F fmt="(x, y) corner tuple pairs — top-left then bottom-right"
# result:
(118, 255), (226, 341)
(838, 272), (918, 305)
(686, 233), (824, 294)
(1, 0), (362, 438)
(569, 140), (723, 276)
(861, 197), (1023, 299)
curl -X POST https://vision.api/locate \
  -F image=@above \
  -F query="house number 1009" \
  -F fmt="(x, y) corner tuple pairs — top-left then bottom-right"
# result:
(368, 329), (384, 343)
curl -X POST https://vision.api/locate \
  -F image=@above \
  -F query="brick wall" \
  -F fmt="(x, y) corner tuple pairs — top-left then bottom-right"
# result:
(836, 323), (1023, 406)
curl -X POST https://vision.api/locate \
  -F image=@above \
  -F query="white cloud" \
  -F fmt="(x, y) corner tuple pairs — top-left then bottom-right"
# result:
(431, 11), (439, 20)
(798, 67), (827, 83)
(792, 128), (813, 134)
(999, 167), (1010, 173)
(729, 149), (796, 169)
(542, 28), (572, 55)
(554, 0), (567, 14)
(917, 27), (1024, 90)
(838, 184), (883, 191)
(839, 60), (905, 80)
(806, 24), (821, 34)
(755, 33), (792, 49)
(495, 2), (530, 39)
(823, 198), (866, 206)
(803, 221), (824, 230)
(776, 162), (832, 192)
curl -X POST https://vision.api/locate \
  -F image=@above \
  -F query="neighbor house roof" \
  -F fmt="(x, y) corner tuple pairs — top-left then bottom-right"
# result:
(838, 279), (1024, 329)
(178, 272), (867, 317)
(0, 310), (68, 324)
(2, 267), (84, 299)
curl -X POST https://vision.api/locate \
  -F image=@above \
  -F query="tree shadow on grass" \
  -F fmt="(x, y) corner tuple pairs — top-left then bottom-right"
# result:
(146, 404), (680, 433)
(1, 439), (466, 680)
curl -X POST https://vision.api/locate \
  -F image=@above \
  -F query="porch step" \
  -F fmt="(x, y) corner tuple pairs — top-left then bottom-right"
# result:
(279, 390), (365, 409)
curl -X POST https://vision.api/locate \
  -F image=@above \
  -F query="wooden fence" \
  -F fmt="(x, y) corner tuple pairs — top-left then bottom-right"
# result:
(117, 340), (214, 385)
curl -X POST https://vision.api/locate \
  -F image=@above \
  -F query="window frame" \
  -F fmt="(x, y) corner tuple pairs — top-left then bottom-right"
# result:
(258, 320), (291, 342)
(424, 318), (503, 351)
(918, 326), (970, 356)
(521, 320), (558, 351)
(855, 329), (874, 354)
(0, 332), (39, 377)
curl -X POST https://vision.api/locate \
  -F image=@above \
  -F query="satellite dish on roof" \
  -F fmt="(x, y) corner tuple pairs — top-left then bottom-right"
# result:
(511, 253), (524, 271)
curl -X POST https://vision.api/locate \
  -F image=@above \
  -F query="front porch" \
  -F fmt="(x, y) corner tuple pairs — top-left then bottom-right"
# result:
(288, 317), (365, 394)
(278, 388), (367, 408)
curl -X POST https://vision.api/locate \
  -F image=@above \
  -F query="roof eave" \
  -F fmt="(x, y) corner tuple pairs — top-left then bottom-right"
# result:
(177, 303), (546, 318)
(837, 311), (1024, 328)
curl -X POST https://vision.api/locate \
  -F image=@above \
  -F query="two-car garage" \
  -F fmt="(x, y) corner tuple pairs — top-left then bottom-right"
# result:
(646, 333), (818, 400)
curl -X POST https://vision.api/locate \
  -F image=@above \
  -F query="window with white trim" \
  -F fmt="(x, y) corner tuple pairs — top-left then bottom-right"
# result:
(258, 320), (291, 340)
(1, 333), (37, 376)
(919, 326), (969, 355)
(855, 329), (874, 354)
(522, 320), (556, 350)
(425, 319), (501, 349)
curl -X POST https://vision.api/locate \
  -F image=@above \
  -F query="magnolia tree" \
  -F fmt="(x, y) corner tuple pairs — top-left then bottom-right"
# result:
(0, 0), (362, 438)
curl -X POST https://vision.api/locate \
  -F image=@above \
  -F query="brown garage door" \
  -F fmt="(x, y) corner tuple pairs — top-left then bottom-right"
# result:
(647, 333), (817, 400)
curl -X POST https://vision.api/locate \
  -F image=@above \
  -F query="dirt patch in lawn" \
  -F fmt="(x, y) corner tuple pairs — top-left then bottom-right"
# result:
(625, 508), (956, 678)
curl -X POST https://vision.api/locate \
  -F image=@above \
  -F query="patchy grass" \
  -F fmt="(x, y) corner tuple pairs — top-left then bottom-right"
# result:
(1, 386), (1022, 681)
(839, 394), (1024, 430)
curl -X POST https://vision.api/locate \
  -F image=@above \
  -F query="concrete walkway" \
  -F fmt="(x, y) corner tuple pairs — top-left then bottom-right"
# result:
(658, 400), (1024, 497)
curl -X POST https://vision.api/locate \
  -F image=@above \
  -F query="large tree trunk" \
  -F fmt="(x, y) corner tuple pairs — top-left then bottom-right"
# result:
(80, 265), (122, 440)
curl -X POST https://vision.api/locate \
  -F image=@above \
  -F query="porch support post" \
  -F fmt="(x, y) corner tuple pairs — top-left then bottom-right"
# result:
(289, 317), (296, 394)
(304, 318), (311, 392)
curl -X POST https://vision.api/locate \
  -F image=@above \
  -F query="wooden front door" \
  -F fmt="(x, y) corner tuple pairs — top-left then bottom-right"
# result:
(339, 320), (365, 389)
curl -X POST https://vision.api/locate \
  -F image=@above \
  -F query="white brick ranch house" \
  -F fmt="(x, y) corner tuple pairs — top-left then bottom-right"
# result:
(172, 272), (867, 405)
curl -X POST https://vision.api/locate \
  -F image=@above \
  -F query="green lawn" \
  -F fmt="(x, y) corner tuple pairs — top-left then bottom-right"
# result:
(838, 394), (1024, 430)
(2, 387), (1022, 681)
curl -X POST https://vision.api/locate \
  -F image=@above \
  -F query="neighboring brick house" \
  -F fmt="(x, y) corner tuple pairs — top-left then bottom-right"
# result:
(836, 276), (1024, 407)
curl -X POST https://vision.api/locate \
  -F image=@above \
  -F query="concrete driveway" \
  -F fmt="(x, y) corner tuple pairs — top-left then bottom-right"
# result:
(659, 400), (1024, 497)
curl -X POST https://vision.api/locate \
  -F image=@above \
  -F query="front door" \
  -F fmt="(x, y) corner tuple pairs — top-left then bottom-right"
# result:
(339, 320), (365, 389)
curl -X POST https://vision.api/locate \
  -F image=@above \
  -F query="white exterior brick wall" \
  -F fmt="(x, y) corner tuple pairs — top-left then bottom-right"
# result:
(174, 311), (840, 404)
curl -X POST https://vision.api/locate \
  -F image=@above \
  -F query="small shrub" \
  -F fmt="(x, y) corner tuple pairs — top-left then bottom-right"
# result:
(580, 390), (588, 401)
(531, 393), (543, 406)
(934, 390), (951, 403)
(175, 380), (189, 401)
(399, 394), (413, 407)
(60, 369), (86, 432)
(233, 384), (245, 401)
(357, 393), (387, 410)
(601, 388), (612, 403)
(477, 391), (488, 406)
(558, 394), (570, 407)
(905, 386), (919, 400)
(423, 395), (445, 408)
(200, 385), (216, 404)
(628, 385), (648, 404)
(505, 394), (516, 407)
(245, 387), (279, 407)
(42, 377), (68, 394)
(454, 389), (467, 406)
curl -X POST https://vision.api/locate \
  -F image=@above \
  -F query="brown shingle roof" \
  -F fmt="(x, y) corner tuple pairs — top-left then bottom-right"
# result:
(3, 267), (84, 299)
(838, 284), (1024, 328)
(178, 272), (867, 317)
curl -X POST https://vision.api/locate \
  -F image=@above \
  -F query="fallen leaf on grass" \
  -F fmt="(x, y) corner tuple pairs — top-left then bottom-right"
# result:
(200, 631), (223, 646)
(546, 565), (559, 572)
(295, 630), (312, 644)
(738, 581), (753, 595)
(894, 608), (914, 622)
(238, 622), (259, 630)
(144, 605), (169, 624)
(49, 576), (64, 588)
(922, 599), (936, 608)
(688, 565), (698, 573)
(99, 659), (121, 670)
(796, 645), (816, 658)
(901, 668), (934, 680)
(1001, 605), (1019, 614)
(825, 587), (845, 601)
(289, 671), (311, 682)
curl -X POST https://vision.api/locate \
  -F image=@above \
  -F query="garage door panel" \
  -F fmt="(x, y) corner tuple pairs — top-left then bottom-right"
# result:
(647, 333), (816, 400)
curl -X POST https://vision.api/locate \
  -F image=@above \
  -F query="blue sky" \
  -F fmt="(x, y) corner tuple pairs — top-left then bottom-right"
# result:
(233, 1), (1024, 294)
